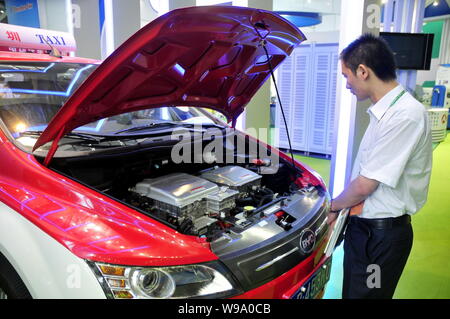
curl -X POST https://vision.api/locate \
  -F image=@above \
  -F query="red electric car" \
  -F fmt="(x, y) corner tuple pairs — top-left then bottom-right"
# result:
(0, 6), (331, 299)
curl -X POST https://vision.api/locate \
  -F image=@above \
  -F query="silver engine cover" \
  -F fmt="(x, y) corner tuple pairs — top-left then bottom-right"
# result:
(131, 167), (261, 229)
(131, 173), (219, 218)
(200, 166), (261, 190)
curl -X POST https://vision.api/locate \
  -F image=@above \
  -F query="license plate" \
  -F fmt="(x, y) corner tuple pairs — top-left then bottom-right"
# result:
(292, 258), (332, 299)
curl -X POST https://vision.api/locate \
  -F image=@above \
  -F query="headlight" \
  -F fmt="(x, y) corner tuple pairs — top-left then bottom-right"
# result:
(87, 261), (241, 299)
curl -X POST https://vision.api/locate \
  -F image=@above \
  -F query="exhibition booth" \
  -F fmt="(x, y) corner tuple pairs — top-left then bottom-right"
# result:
(0, 0), (448, 301)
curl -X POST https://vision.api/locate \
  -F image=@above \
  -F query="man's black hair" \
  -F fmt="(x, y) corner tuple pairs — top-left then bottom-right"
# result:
(340, 33), (397, 82)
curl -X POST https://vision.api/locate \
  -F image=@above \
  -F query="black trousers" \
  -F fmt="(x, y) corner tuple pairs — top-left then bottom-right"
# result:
(342, 216), (413, 299)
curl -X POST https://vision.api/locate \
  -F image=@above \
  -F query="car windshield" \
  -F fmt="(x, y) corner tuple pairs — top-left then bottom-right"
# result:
(0, 62), (224, 148)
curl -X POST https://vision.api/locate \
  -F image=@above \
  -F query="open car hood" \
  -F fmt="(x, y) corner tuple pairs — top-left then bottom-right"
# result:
(34, 6), (305, 157)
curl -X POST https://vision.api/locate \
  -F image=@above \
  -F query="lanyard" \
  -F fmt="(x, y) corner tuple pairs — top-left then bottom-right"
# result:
(378, 89), (406, 121)
(389, 89), (406, 107)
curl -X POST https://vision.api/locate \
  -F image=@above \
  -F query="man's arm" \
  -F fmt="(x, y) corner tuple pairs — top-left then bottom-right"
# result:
(331, 175), (379, 211)
(327, 175), (379, 225)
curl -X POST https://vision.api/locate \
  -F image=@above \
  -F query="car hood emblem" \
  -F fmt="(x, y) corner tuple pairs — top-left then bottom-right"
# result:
(299, 228), (316, 254)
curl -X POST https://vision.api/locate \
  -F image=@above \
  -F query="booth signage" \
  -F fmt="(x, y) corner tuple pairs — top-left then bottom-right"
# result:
(0, 23), (76, 55)
(4, 0), (40, 28)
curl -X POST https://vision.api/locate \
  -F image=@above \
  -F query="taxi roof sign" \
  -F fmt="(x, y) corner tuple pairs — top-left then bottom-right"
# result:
(0, 23), (76, 56)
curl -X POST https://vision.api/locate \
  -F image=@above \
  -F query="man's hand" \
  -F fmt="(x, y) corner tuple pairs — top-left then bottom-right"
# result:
(327, 211), (339, 226)
(326, 212), (339, 241)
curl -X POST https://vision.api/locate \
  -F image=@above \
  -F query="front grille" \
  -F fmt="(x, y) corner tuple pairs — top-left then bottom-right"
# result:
(219, 207), (328, 291)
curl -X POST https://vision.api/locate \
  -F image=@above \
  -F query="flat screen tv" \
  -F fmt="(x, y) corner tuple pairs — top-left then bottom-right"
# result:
(380, 32), (434, 70)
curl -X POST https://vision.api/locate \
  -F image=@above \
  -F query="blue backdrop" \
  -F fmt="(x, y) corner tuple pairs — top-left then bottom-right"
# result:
(5, 0), (40, 28)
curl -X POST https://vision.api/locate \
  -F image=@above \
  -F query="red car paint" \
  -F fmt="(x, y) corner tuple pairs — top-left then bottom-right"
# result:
(232, 244), (326, 299)
(0, 124), (216, 267)
(0, 123), (328, 297)
(33, 6), (305, 160)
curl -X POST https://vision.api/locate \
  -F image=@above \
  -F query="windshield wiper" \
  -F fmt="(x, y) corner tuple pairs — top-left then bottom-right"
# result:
(20, 130), (104, 143)
(113, 121), (225, 135)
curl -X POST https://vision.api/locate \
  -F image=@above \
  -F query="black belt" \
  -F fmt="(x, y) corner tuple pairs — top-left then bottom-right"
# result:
(349, 214), (411, 230)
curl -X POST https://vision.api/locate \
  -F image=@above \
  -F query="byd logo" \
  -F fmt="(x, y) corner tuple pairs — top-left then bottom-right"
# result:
(299, 229), (316, 254)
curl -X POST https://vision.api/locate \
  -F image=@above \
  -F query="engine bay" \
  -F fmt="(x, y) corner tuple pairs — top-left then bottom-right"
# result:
(48, 133), (327, 245)
(127, 165), (289, 240)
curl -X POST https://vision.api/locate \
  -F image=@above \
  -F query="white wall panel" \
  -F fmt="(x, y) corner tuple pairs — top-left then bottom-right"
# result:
(276, 43), (338, 155)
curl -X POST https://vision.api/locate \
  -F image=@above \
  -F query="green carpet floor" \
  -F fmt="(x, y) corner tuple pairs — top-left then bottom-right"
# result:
(394, 132), (450, 299)
(292, 132), (450, 299)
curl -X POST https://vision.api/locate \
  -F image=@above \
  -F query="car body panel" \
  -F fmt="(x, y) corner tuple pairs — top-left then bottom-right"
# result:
(0, 201), (106, 298)
(231, 246), (328, 299)
(33, 6), (305, 153)
(0, 129), (217, 267)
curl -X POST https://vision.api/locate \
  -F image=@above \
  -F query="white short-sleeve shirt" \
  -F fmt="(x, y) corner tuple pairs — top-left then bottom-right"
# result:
(351, 85), (433, 219)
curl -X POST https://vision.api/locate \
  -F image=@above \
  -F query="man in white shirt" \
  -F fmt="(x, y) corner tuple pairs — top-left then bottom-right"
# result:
(328, 34), (432, 299)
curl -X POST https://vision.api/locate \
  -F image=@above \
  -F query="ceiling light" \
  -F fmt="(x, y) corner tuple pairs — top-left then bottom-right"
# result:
(14, 122), (27, 133)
